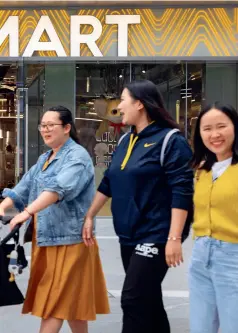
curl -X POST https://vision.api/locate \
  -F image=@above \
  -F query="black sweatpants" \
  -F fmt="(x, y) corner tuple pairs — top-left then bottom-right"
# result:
(120, 243), (170, 333)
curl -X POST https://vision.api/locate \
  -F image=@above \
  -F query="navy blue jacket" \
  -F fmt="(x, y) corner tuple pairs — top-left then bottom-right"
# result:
(98, 122), (194, 245)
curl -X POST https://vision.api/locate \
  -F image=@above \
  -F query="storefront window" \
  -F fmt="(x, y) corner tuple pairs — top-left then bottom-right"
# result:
(0, 60), (227, 216)
(75, 63), (130, 216)
(186, 64), (204, 147)
(0, 63), (18, 192)
(132, 63), (186, 131)
(205, 63), (238, 108)
(132, 62), (204, 146)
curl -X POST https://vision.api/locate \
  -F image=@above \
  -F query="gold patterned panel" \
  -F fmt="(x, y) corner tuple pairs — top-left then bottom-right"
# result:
(0, 8), (237, 57)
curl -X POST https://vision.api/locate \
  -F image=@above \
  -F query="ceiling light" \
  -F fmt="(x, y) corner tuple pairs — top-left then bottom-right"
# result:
(75, 117), (102, 122)
(182, 95), (192, 99)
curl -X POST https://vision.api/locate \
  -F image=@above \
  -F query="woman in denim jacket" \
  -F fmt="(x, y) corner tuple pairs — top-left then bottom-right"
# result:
(0, 106), (109, 333)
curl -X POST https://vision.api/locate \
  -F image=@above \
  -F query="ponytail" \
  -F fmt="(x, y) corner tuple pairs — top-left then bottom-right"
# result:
(70, 122), (80, 144)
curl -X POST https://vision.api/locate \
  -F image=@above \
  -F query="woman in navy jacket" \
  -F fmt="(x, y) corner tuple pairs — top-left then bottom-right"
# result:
(83, 80), (193, 333)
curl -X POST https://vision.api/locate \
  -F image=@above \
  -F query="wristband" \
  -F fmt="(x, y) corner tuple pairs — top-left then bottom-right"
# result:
(24, 208), (33, 216)
(167, 236), (182, 241)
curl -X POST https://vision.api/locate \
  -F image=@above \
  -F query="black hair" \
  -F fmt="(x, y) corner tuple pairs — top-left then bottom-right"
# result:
(192, 102), (238, 171)
(46, 105), (80, 144)
(124, 80), (179, 129)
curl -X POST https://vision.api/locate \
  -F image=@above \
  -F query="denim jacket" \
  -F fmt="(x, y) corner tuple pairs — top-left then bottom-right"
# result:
(2, 138), (95, 247)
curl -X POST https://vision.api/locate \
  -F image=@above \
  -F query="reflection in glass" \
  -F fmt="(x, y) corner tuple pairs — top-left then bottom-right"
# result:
(75, 63), (130, 216)
(0, 60), (207, 213)
(0, 63), (18, 195)
(131, 62), (204, 146)
(186, 64), (203, 147)
(131, 63), (186, 130)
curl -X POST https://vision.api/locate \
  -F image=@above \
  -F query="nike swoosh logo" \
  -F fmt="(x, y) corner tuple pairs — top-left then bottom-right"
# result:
(144, 143), (156, 148)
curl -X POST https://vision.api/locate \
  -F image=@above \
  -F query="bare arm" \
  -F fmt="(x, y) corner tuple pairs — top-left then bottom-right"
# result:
(0, 197), (14, 213)
(26, 191), (59, 215)
(83, 191), (109, 246)
(9, 191), (59, 230)
(168, 208), (188, 239)
(86, 191), (109, 218)
(165, 208), (188, 267)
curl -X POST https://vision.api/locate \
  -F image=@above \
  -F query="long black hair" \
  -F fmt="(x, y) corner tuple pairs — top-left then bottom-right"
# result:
(47, 106), (80, 144)
(192, 102), (238, 171)
(125, 80), (179, 129)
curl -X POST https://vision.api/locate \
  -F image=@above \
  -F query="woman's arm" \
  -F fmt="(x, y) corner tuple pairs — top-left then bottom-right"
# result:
(9, 191), (59, 230)
(83, 191), (109, 246)
(163, 134), (193, 225)
(168, 208), (188, 240)
(86, 191), (109, 219)
(2, 163), (38, 211)
(165, 208), (188, 267)
(26, 191), (59, 214)
(0, 197), (14, 215)
(163, 134), (194, 267)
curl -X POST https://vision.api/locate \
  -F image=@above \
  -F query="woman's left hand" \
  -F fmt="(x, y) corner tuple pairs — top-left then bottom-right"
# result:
(10, 211), (31, 230)
(165, 240), (183, 268)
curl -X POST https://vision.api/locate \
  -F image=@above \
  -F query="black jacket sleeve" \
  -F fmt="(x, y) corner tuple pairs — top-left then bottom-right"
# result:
(97, 145), (121, 198)
(97, 167), (112, 197)
(163, 134), (194, 210)
(97, 134), (128, 197)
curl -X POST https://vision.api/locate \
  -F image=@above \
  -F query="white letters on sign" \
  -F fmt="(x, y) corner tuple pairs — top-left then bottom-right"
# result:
(106, 15), (141, 56)
(0, 16), (19, 57)
(0, 14), (140, 57)
(70, 15), (103, 57)
(23, 16), (67, 57)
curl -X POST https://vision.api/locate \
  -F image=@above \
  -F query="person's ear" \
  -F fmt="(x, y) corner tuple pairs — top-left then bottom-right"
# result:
(64, 123), (71, 134)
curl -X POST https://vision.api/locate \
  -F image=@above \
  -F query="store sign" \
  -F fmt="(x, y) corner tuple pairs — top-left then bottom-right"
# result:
(0, 15), (140, 57)
(0, 8), (236, 57)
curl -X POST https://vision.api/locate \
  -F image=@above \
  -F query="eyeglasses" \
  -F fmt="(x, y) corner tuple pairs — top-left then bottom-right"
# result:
(38, 123), (63, 132)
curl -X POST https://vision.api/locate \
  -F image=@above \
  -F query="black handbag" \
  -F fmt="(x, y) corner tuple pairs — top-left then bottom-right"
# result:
(0, 243), (25, 306)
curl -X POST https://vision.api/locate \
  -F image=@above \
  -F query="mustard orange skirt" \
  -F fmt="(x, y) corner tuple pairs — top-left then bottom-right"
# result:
(22, 222), (110, 320)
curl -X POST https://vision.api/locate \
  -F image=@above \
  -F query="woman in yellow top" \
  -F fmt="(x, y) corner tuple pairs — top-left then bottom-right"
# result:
(189, 102), (238, 333)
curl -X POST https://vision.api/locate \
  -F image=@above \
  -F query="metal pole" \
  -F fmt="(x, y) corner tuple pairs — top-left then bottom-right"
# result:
(24, 88), (29, 173)
(16, 89), (21, 184)
(129, 62), (132, 82)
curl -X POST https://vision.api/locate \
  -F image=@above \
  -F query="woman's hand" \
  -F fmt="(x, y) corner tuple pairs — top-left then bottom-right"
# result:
(9, 210), (31, 230)
(165, 240), (183, 267)
(82, 216), (94, 247)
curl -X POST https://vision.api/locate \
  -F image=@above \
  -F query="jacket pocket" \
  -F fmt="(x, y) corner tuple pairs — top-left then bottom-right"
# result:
(111, 196), (141, 239)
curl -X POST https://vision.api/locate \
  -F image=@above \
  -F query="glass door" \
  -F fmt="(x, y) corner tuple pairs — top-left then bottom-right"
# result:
(0, 63), (21, 197)
(15, 87), (28, 183)
(0, 61), (45, 200)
